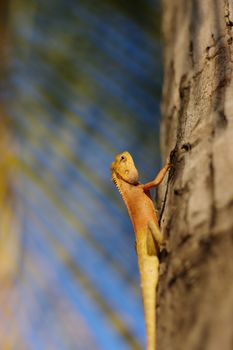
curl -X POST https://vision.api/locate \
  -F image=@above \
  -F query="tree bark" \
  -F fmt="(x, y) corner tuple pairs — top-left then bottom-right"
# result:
(158, 1), (233, 350)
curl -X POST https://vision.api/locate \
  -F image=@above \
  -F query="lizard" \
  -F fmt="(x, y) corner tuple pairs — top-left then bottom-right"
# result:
(111, 151), (171, 350)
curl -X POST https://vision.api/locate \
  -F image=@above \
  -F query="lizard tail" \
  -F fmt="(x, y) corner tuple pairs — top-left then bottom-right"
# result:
(139, 255), (159, 350)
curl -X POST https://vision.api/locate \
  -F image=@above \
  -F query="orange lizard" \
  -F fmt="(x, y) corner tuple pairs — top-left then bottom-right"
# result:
(111, 151), (171, 350)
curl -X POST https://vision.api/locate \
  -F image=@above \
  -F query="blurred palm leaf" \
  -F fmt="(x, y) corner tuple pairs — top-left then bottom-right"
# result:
(0, 0), (162, 349)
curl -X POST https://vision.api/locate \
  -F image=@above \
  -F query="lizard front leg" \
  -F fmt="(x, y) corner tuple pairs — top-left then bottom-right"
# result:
(142, 161), (171, 191)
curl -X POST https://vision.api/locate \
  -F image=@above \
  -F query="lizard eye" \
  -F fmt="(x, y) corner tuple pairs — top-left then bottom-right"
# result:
(120, 155), (126, 162)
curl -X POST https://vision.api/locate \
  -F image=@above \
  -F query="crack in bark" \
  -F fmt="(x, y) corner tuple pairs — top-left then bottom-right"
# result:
(225, 0), (233, 27)
(189, 40), (195, 67)
(224, 0), (233, 61)
(208, 147), (217, 230)
(177, 75), (191, 144)
(215, 109), (228, 130)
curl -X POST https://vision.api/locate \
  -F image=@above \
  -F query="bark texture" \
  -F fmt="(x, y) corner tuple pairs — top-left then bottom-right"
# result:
(158, 1), (233, 350)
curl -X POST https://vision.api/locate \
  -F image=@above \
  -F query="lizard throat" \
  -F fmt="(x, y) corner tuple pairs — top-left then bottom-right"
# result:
(111, 170), (139, 186)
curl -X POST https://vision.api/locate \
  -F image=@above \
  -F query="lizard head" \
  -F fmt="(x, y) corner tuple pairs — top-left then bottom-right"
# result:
(111, 151), (139, 185)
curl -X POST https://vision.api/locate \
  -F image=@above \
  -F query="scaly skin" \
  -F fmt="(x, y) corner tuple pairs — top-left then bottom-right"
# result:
(111, 151), (170, 350)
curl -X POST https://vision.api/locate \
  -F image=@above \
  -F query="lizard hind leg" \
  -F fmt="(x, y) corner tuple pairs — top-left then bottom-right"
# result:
(148, 220), (163, 247)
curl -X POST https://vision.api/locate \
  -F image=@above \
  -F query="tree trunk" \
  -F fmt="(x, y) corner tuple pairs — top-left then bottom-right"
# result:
(157, 1), (233, 350)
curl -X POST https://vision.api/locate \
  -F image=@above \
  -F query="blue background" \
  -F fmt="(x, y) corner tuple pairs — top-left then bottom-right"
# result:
(4, 0), (163, 349)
